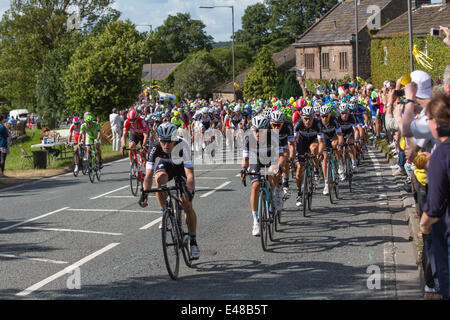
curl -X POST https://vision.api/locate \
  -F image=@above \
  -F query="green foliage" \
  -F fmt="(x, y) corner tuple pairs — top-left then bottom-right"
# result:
(152, 13), (213, 63)
(0, 0), (116, 110)
(244, 46), (278, 99)
(36, 36), (83, 128)
(276, 72), (303, 99)
(371, 34), (450, 88)
(235, 3), (271, 53)
(64, 20), (147, 120)
(172, 50), (223, 100)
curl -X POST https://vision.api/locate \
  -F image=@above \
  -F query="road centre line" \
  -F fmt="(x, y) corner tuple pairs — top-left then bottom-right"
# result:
(0, 253), (68, 265)
(200, 181), (232, 198)
(16, 243), (120, 297)
(90, 186), (128, 199)
(139, 217), (162, 230)
(196, 177), (229, 180)
(0, 207), (70, 231)
(18, 226), (123, 236)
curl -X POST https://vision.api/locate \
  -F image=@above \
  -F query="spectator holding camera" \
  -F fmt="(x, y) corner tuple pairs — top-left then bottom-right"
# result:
(419, 93), (450, 300)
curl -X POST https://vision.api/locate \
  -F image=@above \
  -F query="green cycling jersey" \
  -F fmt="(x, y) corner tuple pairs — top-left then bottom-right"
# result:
(80, 122), (101, 144)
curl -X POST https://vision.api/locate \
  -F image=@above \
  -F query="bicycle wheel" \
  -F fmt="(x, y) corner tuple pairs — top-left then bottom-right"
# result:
(268, 192), (275, 242)
(346, 155), (353, 192)
(130, 160), (139, 196)
(327, 162), (334, 204)
(302, 167), (308, 217)
(333, 160), (340, 200)
(258, 190), (269, 251)
(161, 209), (180, 280)
(88, 155), (95, 183)
(177, 203), (192, 268)
(73, 152), (80, 177)
(95, 162), (101, 182)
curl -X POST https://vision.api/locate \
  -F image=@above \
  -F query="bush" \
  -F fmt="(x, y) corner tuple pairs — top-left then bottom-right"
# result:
(371, 34), (450, 88)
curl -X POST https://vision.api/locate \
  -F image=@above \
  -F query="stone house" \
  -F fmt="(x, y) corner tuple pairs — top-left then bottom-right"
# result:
(293, 0), (414, 81)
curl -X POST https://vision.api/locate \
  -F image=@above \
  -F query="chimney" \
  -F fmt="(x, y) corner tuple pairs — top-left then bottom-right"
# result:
(411, 0), (432, 9)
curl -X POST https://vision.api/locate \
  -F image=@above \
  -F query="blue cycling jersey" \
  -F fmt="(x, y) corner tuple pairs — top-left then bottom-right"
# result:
(354, 104), (366, 124)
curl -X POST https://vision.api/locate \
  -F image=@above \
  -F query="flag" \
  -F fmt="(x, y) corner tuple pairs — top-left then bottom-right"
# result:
(412, 45), (433, 70)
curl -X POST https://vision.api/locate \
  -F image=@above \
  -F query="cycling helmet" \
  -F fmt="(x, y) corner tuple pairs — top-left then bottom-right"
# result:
(319, 105), (332, 116)
(201, 107), (209, 114)
(295, 98), (307, 110)
(350, 96), (358, 103)
(85, 115), (93, 123)
(262, 108), (272, 119)
(347, 103), (356, 112)
(127, 109), (138, 120)
(251, 115), (269, 129)
(72, 117), (80, 124)
(157, 122), (177, 141)
(338, 103), (349, 113)
(301, 106), (314, 117)
(233, 105), (241, 113)
(270, 110), (284, 123)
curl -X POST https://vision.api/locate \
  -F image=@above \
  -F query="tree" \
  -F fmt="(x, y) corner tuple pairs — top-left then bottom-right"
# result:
(276, 72), (303, 99)
(235, 3), (271, 53)
(172, 50), (222, 99)
(0, 0), (117, 109)
(64, 20), (147, 120)
(152, 13), (213, 63)
(243, 46), (278, 99)
(36, 36), (83, 128)
(209, 44), (254, 82)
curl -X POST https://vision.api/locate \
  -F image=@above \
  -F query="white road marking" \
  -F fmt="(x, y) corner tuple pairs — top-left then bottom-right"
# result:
(16, 243), (120, 297)
(18, 226), (123, 236)
(0, 183), (25, 192)
(0, 207), (70, 231)
(194, 168), (240, 172)
(90, 186), (128, 199)
(139, 217), (162, 230)
(0, 253), (68, 265)
(200, 181), (232, 198)
(67, 208), (160, 214)
(196, 177), (229, 180)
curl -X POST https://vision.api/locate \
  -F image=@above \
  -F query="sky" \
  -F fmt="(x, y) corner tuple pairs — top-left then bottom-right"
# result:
(0, 0), (444, 42)
(0, 0), (264, 42)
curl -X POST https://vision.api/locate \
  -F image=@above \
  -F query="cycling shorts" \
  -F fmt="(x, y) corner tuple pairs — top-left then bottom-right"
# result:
(296, 137), (318, 163)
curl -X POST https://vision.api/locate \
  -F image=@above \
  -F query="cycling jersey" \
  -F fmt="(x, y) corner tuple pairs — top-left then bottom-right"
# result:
(294, 118), (320, 163)
(171, 116), (184, 128)
(317, 115), (342, 142)
(275, 120), (294, 149)
(146, 137), (193, 172)
(353, 104), (366, 125)
(337, 114), (359, 139)
(123, 117), (149, 136)
(292, 110), (301, 126)
(80, 122), (101, 144)
(225, 113), (243, 128)
(69, 124), (81, 143)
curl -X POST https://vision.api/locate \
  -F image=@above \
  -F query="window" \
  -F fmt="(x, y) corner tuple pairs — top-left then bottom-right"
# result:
(322, 53), (330, 70)
(339, 52), (348, 70)
(305, 54), (315, 71)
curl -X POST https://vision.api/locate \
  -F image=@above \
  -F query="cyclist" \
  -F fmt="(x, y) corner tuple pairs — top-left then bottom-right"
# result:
(121, 109), (149, 164)
(80, 115), (103, 169)
(139, 122), (200, 259)
(293, 98), (307, 125)
(317, 105), (344, 195)
(240, 115), (283, 236)
(270, 110), (295, 200)
(336, 103), (360, 176)
(293, 106), (321, 206)
(68, 116), (82, 172)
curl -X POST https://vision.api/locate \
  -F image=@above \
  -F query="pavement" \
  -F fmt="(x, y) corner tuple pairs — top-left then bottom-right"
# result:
(0, 144), (423, 300)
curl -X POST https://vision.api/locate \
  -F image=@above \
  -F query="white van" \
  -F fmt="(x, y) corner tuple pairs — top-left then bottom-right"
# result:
(9, 109), (30, 122)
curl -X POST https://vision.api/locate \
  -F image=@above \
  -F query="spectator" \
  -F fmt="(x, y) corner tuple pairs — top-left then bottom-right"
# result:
(445, 65), (450, 96)
(440, 26), (450, 48)
(0, 114), (10, 177)
(420, 93), (450, 300)
(109, 108), (122, 151)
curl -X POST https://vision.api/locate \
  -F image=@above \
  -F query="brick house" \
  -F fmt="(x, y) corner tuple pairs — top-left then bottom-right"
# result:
(293, 0), (412, 81)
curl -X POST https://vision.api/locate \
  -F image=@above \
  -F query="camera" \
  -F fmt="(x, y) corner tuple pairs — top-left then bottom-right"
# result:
(430, 28), (442, 37)
(394, 89), (405, 97)
(437, 124), (450, 137)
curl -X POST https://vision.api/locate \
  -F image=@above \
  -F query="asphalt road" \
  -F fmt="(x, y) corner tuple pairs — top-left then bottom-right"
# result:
(0, 146), (418, 300)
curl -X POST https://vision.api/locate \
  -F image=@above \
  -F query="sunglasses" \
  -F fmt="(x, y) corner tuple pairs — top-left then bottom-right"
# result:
(271, 123), (282, 127)
(160, 140), (173, 145)
(129, 119), (136, 122)
(303, 117), (313, 120)
(321, 115), (330, 118)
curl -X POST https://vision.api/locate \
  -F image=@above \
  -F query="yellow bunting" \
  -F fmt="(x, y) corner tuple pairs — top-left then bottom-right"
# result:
(412, 45), (433, 70)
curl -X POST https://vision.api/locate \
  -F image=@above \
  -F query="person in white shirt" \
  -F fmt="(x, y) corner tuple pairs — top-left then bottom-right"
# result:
(109, 108), (122, 151)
